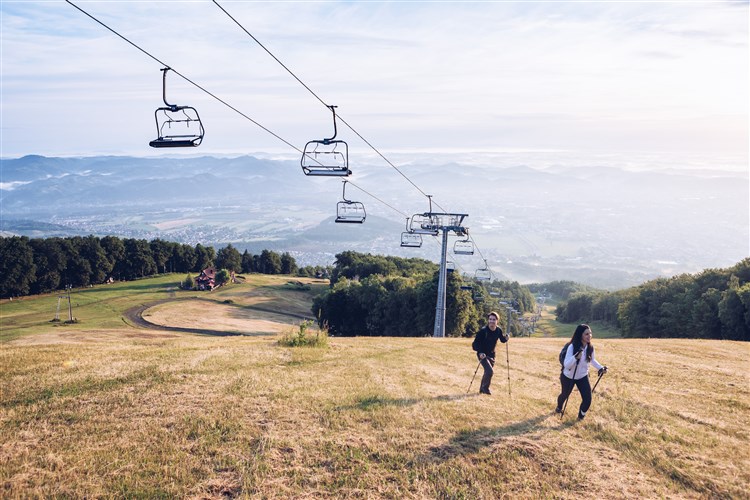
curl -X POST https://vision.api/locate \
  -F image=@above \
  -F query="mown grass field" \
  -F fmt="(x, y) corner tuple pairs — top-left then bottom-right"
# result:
(1, 276), (748, 498)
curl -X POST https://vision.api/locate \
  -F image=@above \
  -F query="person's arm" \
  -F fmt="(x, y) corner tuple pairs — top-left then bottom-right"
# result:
(499, 329), (508, 343)
(563, 344), (579, 371)
(472, 330), (482, 353)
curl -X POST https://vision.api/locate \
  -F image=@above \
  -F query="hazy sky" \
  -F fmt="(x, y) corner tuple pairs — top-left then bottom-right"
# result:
(1, 1), (748, 165)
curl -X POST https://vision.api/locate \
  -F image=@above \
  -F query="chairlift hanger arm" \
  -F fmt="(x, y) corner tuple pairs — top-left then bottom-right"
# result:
(341, 180), (351, 203)
(324, 105), (338, 144)
(161, 67), (179, 111)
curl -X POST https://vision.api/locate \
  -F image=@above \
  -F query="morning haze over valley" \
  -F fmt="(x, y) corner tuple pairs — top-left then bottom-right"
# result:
(1, 151), (746, 290)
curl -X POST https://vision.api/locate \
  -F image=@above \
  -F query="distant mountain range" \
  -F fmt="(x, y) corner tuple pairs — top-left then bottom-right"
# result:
(1, 154), (747, 289)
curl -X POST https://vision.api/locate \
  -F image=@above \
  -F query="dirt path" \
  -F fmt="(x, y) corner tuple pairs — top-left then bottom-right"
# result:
(122, 298), (313, 337)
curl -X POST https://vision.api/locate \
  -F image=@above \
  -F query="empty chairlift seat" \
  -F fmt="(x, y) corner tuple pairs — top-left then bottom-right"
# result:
(301, 105), (351, 176)
(475, 260), (492, 281)
(336, 200), (366, 223)
(400, 232), (422, 248)
(453, 239), (474, 255)
(335, 181), (366, 224)
(149, 68), (204, 148)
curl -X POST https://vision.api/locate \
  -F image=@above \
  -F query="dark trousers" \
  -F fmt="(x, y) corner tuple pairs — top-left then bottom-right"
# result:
(556, 373), (592, 418)
(479, 356), (495, 393)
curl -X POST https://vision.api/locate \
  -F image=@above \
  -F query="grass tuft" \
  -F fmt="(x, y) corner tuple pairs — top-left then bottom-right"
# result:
(278, 320), (328, 348)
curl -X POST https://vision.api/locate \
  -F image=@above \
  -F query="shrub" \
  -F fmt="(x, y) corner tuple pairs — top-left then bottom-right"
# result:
(278, 320), (328, 348)
(182, 274), (194, 290)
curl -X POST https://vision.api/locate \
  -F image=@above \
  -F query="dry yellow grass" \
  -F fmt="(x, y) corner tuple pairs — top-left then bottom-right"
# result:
(1, 278), (749, 498)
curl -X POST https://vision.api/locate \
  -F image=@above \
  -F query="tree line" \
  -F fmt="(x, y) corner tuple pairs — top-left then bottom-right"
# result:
(311, 251), (536, 337)
(554, 259), (750, 340)
(0, 235), (329, 298)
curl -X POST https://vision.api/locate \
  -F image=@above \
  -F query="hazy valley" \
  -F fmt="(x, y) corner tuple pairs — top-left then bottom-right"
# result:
(1, 153), (746, 289)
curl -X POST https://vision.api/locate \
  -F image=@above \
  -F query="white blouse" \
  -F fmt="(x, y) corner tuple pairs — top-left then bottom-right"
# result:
(562, 344), (603, 380)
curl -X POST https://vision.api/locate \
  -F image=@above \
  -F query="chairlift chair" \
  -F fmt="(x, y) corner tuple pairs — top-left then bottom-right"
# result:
(301, 105), (351, 176)
(409, 214), (439, 235)
(335, 180), (366, 224)
(453, 238), (474, 255)
(149, 68), (204, 148)
(400, 217), (423, 247)
(475, 259), (492, 281)
(401, 232), (422, 248)
(475, 269), (492, 281)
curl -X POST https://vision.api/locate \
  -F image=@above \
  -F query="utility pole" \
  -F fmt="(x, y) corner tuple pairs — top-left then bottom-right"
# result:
(66, 285), (73, 322)
(54, 296), (63, 321)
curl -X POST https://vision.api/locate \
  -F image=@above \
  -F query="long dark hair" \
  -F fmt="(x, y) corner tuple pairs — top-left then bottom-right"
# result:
(570, 324), (594, 362)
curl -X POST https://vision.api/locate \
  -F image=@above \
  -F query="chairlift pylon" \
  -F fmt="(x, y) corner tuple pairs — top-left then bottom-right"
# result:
(301, 105), (351, 176)
(149, 68), (204, 148)
(335, 180), (366, 224)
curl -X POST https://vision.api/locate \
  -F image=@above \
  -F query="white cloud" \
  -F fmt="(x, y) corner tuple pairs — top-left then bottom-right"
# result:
(1, 1), (747, 160)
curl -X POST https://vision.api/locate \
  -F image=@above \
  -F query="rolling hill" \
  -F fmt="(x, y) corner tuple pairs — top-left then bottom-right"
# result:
(1, 275), (748, 497)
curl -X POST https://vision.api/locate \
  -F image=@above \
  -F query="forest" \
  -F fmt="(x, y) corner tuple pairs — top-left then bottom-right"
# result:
(552, 259), (750, 340)
(312, 251), (535, 337)
(2, 235), (748, 340)
(0, 235), (327, 298)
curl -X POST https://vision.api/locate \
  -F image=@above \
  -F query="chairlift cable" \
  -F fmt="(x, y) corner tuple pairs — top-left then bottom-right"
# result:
(65, 1), (417, 225)
(346, 181), (408, 219)
(66, 0), (301, 154)
(68, 0), (479, 266)
(212, 0), (449, 213)
(212, 0), (329, 109)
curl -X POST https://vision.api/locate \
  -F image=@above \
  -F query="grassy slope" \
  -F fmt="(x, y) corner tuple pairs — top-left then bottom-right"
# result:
(1, 277), (748, 498)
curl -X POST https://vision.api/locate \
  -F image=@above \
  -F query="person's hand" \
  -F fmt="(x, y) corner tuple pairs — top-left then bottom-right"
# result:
(479, 353), (486, 360)
(598, 366), (608, 376)
(574, 349), (583, 360)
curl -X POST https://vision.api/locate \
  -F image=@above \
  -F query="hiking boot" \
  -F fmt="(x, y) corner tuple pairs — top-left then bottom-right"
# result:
(480, 389), (492, 395)
(555, 407), (562, 414)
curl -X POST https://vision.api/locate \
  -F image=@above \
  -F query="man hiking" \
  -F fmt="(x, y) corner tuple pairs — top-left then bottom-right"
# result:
(471, 311), (508, 395)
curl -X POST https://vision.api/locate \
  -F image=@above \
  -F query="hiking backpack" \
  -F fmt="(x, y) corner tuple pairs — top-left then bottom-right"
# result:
(558, 342), (570, 368)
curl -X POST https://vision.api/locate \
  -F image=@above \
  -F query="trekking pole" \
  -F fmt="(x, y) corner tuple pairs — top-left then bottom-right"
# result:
(467, 359), (482, 394)
(592, 369), (606, 394)
(505, 337), (511, 398)
(560, 353), (581, 419)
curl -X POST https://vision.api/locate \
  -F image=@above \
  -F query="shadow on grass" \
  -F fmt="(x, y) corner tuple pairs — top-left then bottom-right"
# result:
(336, 393), (579, 461)
(95, 281), (177, 293)
(337, 393), (480, 412)
(426, 412), (579, 461)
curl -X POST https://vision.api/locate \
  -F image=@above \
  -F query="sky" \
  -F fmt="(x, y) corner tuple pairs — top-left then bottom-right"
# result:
(1, 1), (748, 168)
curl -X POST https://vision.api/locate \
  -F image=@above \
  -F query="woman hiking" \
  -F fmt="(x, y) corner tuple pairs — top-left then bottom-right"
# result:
(556, 324), (607, 420)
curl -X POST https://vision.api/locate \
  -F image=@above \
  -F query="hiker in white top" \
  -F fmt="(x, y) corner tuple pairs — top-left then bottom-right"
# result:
(555, 324), (607, 420)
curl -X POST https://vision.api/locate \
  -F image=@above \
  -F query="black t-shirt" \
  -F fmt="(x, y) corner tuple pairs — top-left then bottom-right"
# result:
(472, 325), (507, 358)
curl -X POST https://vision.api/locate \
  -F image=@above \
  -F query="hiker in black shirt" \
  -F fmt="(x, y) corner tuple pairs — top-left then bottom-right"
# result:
(471, 311), (508, 395)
